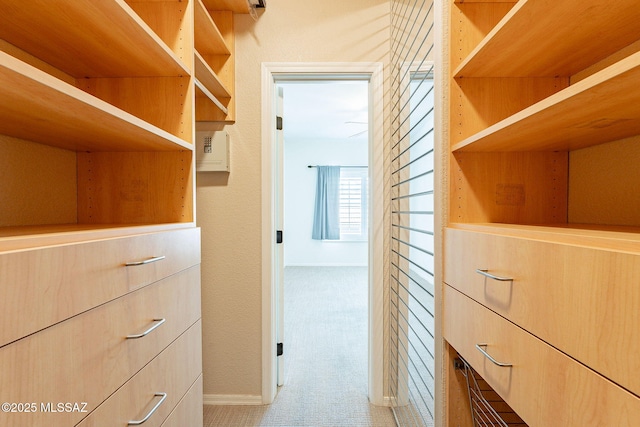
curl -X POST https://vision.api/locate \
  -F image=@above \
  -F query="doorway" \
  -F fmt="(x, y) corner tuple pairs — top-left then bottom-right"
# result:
(278, 78), (369, 394)
(261, 63), (385, 406)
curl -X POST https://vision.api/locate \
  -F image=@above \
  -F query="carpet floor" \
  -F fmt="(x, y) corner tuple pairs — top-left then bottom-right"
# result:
(203, 266), (396, 427)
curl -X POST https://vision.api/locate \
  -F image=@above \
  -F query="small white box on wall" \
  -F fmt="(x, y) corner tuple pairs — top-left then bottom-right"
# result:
(196, 131), (230, 172)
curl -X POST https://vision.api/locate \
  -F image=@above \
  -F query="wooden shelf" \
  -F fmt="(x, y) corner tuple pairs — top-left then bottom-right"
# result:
(193, 7), (235, 123)
(0, 52), (191, 152)
(0, 223), (195, 252)
(195, 80), (229, 116)
(195, 0), (230, 55)
(449, 222), (640, 254)
(452, 51), (640, 152)
(0, 0), (189, 78)
(195, 51), (231, 98)
(454, 0), (640, 77)
(202, 0), (251, 13)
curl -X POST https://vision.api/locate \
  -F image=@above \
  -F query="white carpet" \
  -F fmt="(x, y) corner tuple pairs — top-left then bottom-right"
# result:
(204, 267), (396, 427)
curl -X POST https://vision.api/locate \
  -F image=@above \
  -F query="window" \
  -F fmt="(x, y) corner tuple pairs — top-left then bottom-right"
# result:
(339, 167), (368, 241)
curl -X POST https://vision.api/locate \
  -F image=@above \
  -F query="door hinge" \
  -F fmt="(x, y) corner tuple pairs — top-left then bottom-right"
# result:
(277, 342), (283, 356)
(276, 230), (283, 244)
(276, 116), (283, 130)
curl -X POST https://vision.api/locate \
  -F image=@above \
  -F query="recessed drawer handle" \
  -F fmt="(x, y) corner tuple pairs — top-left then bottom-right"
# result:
(126, 318), (166, 339)
(128, 392), (167, 425)
(125, 255), (166, 266)
(476, 269), (513, 282)
(476, 343), (512, 367)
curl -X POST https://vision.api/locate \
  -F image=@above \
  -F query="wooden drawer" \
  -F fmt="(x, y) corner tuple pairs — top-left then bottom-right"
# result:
(160, 375), (203, 427)
(0, 266), (200, 427)
(444, 227), (640, 395)
(77, 321), (202, 427)
(444, 285), (640, 426)
(0, 227), (200, 346)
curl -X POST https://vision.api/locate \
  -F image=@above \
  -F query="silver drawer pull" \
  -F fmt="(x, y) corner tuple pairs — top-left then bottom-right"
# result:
(125, 255), (166, 266)
(128, 392), (167, 425)
(476, 269), (513, 282)
(126, 318), (166, 339)
(476, 343), (512, 367)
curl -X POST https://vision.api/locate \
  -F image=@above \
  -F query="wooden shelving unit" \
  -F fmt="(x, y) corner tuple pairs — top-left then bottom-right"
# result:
(194, 0), (237, 122)
(443, 0), (640, 425)
(0, 0), (197, 242)
(0, 1), (256, 424)
(449, 0), (640, 235)
(0, 1), (219, 425)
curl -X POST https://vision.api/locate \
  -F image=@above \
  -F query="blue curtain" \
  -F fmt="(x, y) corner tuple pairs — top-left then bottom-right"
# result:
(312, 166), (341, 240)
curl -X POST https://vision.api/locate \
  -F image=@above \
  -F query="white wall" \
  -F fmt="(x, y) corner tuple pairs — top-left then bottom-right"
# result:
(195, 0), (390, 399)
(284, 136), (368, 266)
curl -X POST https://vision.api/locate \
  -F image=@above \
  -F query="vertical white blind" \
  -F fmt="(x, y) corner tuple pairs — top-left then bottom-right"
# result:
(389, 0), (436, 426)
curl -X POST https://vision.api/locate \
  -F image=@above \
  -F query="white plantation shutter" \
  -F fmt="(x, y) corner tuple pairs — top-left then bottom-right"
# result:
(339, 168), (368, 240)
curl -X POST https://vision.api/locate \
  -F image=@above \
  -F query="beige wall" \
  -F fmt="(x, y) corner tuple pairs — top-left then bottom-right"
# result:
(196, 1), (391, 398)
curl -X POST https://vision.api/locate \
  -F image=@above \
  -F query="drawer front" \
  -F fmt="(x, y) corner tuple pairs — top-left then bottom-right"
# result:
(444, 285), (640, 427)
(0, 227), (200, 346)
(444, 227), (640, 395)
(77, 321), (202, 427)
(160, 375), (203, 427)
(0, 266), (201, 427)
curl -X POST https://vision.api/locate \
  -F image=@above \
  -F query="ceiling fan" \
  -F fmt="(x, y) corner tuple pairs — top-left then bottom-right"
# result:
(345, 121), (368, 138)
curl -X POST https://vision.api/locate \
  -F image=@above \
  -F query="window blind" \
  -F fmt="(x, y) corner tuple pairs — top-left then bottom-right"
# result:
(339, 168), (368, 239)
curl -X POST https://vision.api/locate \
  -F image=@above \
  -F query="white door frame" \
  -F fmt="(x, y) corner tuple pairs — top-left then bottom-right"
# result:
(261, 62), (386, 405)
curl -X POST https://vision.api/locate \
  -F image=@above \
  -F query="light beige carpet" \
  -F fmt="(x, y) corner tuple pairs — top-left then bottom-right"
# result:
(204, 266), (396, 427)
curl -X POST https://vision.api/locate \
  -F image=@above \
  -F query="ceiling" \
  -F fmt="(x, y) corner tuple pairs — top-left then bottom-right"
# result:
(278, 80), (369, 141)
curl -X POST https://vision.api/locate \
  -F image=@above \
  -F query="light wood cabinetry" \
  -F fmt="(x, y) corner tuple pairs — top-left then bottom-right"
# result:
(0, 227), (200, 347)
(445, 226), (640, 397)
(0, 0), (251, 425)
(442, 0), (640, 425)
(77, 321), (203, 427)
(0, 266), (201, 426)
(444, 286), (640, 426)
(195, 0), (247, 123)
(161, 376), (205, 427)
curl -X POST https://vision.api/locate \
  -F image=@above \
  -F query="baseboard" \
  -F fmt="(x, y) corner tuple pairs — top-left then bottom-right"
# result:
(203, 394), (263, 406)
(383, 396), (395, 407)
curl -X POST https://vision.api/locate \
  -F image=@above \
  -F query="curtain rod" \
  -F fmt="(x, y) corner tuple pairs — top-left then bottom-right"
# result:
(307, 165), (367, 168)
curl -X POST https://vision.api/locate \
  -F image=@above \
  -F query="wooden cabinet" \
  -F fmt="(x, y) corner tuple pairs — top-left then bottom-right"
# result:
(0, 228), (200, 347)
(161, 376), (205, 427)
(194, 0), (235, 122)
(442, 0), (640, 425)
(76, 321), (203, 427)
(444, 286), (640, 427)
(0, 265), (201, 426)
(445, 226), (640, 397)
(194, 0), (253, 123)
(0, 0), (255, 425)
